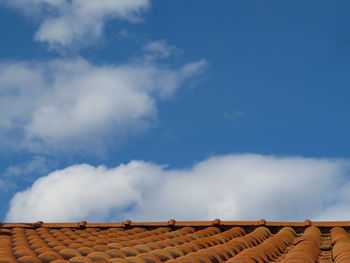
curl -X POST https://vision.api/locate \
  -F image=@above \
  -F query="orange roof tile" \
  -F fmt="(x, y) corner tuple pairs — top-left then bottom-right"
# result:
(1, 219), (350, 262)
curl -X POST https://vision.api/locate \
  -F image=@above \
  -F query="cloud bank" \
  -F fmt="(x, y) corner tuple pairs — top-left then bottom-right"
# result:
(0, 0), (150, 50)
(0, 57), (206, 152)
(6, 154), (350, 222)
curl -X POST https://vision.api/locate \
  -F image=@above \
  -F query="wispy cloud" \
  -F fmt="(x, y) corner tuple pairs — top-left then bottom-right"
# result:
(143, 40), (181, 60)
(0, 156), (53, 193)
(224, 110), (244, 121)
(6, 154), (350, 222)
(0, 0), (150, 50)
(4, 156), (51, 179)
(0, 57), (207, 153)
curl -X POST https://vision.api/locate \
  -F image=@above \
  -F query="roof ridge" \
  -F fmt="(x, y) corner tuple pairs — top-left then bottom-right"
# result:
(1, 219), (350, 228)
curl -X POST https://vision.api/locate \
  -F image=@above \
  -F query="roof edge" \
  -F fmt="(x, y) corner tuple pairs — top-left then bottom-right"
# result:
(1, 219), (350, 228)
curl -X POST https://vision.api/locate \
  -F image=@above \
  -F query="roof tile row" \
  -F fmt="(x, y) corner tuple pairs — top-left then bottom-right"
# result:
(0, 221), (350, 262)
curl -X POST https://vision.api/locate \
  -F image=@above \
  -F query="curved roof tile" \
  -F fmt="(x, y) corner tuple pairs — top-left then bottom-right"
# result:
(0, 220), (349, 262)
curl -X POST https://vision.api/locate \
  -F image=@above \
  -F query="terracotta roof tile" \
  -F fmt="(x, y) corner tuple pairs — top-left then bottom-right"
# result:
(2, 220), (350, 262)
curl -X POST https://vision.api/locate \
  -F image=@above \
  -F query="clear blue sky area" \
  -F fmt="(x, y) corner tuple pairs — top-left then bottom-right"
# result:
(1, 1), (350, 221)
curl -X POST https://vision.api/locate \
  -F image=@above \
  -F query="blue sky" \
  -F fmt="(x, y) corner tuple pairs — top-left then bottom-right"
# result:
(2, 0), (350, 222)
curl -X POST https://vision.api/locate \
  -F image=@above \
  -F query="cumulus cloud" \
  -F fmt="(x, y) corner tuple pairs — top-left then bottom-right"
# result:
(0, 0), (150, 50)
(0, 57), (206, 152)
(6, 154), (350, 222)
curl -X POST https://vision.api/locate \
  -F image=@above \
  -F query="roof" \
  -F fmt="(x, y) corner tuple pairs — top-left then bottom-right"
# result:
(0, 219), (349, 263)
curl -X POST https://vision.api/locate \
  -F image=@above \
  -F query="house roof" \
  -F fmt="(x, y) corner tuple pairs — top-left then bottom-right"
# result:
(0, 219), (349, 263)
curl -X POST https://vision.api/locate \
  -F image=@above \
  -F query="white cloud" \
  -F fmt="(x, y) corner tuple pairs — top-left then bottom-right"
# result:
(0, 0), (150, 50)
(4, 156), (50, 178)
(0, 57), (207, 153)
(143, 40), (180, 60)
(0, 156), (52, 193)
(6, 154), (350, 222)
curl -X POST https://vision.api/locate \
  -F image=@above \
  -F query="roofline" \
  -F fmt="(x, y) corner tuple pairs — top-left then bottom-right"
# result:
(1, 219), (350, 228)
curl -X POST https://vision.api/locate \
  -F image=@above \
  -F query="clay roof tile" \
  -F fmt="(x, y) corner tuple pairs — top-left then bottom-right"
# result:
(1, 220), (348, 263)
